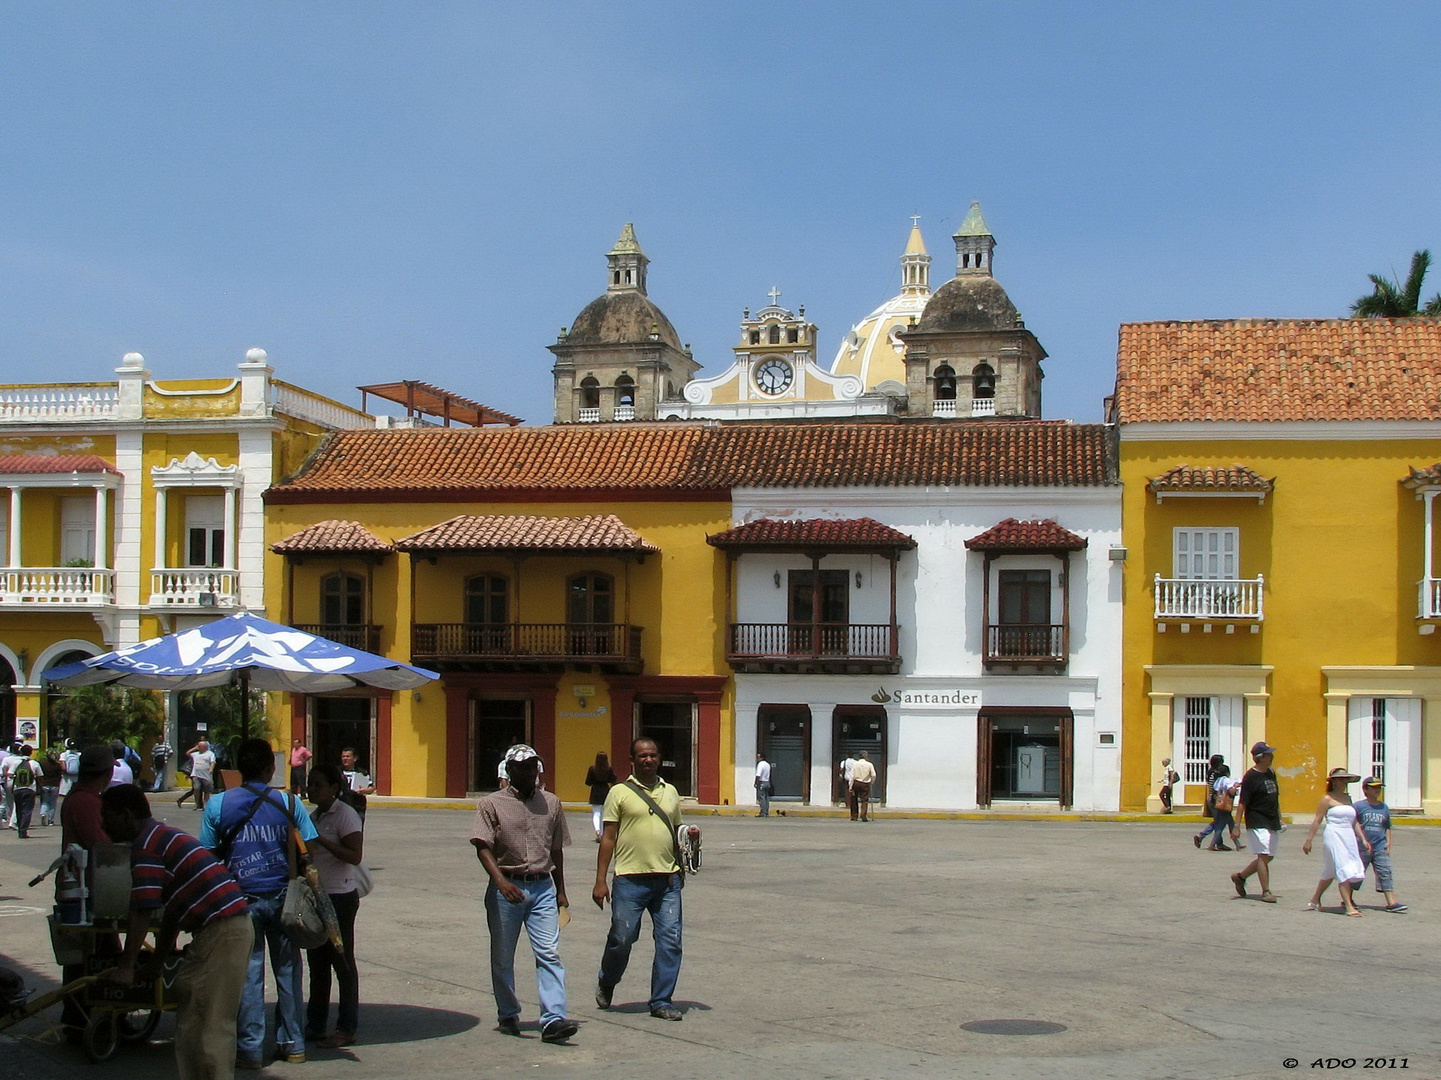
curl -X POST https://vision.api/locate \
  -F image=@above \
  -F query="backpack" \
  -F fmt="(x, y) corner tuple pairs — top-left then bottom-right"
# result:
(13, 759), (34, 788)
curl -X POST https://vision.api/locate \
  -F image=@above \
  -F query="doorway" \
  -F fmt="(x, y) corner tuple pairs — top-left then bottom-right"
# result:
(832, 705), (887, 804)
(977, 709), (1074, 806)
(638, 700), (695, 797)
(470, 699), (530, 793)
(311, 697), (374, 775)
(758, 705), (810, 803)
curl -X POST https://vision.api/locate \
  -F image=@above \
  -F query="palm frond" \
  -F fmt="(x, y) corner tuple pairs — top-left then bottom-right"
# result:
(1352, 274), (1408, 317)
(1423, 293), (1441, 317)
(1403, 250), (1433, 312)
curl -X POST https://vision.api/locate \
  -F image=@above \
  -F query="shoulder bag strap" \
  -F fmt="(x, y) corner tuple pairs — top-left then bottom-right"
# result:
(623, 778), (683, 872)
(215, 783), (270, 865)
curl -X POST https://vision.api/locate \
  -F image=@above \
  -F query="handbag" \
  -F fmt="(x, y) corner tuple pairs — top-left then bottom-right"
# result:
(277, 794), (340, 950)
(353, 862), (374, 899)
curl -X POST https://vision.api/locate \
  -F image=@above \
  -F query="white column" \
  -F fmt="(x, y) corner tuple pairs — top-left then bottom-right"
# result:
(1425, 491), (1436, 583)
(154, 488), (168, 570)
(93, 486), (108, 570)
(8, 489), (20, 568)
(223, 486), (237, 569)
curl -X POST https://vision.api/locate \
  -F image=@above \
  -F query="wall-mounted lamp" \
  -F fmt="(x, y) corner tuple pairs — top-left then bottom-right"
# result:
(855, 572), (863, 588)
(413, 691), (422, 703)
(773, 571), (782, 588)
(15, 649), (28, 679)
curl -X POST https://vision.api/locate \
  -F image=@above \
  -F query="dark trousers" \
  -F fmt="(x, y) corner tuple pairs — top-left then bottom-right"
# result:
(307, 889), (360, 1036)
(1159, 784), (1173, 812)
(852, 781), (872, 821)
(13, 789), (35, 837)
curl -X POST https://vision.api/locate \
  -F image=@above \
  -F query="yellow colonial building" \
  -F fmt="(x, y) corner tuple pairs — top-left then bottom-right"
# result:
(0, 349), (373, 748)
(1115, 319), (1441, 815)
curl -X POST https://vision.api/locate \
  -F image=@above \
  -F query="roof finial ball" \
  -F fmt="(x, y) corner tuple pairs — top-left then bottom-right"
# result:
(245, 347), (269, 364)
(120, 352), (145, 369)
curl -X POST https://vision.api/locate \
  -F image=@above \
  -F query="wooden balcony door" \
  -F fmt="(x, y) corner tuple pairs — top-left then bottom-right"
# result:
(568, 573), (614, 655)
(465, 574), (510, 653)
(788, 569), (848, 654)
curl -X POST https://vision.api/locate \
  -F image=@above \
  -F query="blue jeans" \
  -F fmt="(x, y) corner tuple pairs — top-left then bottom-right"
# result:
(599, 874), (682, 1010)
(239, 892), (305, 1061)
(484, 878), (567, 1026)
(39, 786), (58, 824)
(756, 782), (771, 816)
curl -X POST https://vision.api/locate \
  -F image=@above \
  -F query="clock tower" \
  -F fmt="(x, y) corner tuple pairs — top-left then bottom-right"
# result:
(734, 289), (817, 401)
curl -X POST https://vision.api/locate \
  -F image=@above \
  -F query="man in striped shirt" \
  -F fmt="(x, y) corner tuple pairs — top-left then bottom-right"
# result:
(101, 784), (252, 1080)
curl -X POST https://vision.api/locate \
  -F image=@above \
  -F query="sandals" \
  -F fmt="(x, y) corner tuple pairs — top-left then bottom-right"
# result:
(1304, 902), (1320, 911)
(1344, 909), (1363, 917)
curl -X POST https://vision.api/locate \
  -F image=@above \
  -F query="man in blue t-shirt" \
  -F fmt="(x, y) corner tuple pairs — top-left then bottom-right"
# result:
(1354, 777), (1407, 913)
(200, 738), (319, 1066)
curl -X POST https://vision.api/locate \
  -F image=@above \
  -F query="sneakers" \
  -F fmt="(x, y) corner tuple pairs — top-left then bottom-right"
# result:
(595, 981), (613, 1010)
(497, 1016), (521, 1036)
(1231, 872), (1247, 897)
(318, 1032), (355, 1048)
(1192, 834), (1202, 849)
(283, 1052), (306, 1064)
(1210, 844), (1232, 851)
(235, 1059), (265, 1071)
(541, 1018), (578, 1043)
(1385, 903), (1410, 913)
(649, 1006), (683, 1021)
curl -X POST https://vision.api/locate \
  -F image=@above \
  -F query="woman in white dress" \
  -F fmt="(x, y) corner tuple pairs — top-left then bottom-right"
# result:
(1301, 768), (1372, 916)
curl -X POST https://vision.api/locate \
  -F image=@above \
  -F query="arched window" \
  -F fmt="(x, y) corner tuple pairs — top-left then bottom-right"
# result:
(614, 374), (636, 407)
(579, 377), (600, 410)
(321, 572), (366, 626)
(934, 365), (957, 401)
(768, 325), (781, 345)
(972, 363), (996, 400)
(42, 649), (97, 746)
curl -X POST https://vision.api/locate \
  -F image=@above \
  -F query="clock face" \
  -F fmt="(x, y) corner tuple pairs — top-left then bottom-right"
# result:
(755, 358), (793, 396)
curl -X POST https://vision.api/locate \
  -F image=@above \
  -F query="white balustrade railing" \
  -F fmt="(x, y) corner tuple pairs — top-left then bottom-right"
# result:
(1154, 575), (1264, 620)
(932, 399), (957, 417)
(0, 385), (119, 422)
(970, 397), (997, 417)
(272, 382), (374, 430)
(577, 407), (601, 423)
(0, 567), (115, 604)
(613, 404), (635, 421)
(149, 569), (240, 607)
(1419, 578), (1441, 619)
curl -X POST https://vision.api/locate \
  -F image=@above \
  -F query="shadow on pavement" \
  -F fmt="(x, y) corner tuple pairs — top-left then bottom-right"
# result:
(603, 999), (712, 1015)
(354, 1004), (482, 1044)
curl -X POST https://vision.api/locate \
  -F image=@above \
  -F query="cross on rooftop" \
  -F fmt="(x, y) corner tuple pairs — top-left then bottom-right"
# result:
(767, 286), (782, 306)
(911, 214), (921, 228)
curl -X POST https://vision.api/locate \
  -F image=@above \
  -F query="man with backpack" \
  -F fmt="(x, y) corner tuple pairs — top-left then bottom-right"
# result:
(6, 746), (38, 838)
(199, 738), (319, 1068)
(592, 737), (686, 1022)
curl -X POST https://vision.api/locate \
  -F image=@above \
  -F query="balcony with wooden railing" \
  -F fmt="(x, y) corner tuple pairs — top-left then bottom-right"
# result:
(985, 623), (1066, 667)
(726, 622), (900, 674)
(411, 622), (644, 672)
(1153, 575), (1264, 622)
(291, 624), (382, 652)
(0, 568), (115, 606)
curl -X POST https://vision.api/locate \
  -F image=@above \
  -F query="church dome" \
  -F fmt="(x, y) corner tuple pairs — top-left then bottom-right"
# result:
(915, 273), (1017, 333)
(565, 291), (683, 351)
(831, 222), (932, 388)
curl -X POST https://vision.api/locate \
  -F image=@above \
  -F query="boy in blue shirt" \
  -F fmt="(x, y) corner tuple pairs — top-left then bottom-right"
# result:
(1354, 777), (1407, 913)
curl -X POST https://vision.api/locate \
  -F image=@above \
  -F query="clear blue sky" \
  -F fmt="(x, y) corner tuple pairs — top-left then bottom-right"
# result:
(2, 3), (1438, 424)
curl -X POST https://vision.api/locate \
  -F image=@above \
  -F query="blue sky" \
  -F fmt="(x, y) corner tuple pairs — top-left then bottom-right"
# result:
(2, 3), (1438, 423)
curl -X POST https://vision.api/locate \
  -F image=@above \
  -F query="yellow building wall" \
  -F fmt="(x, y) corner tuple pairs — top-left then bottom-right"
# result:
(1121, 437), (1441, 814)
(265, 499), (733, 801)
(143, 381), (242, 418)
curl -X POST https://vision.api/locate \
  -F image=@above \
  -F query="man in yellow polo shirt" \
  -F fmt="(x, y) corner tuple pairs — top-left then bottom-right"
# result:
(592, 737), (684, 1021)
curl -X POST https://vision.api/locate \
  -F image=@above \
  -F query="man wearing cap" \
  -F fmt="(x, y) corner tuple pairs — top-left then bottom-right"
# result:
(1232, 741), (1283, 903)
(1355, 777), (1408, 913)
(471, 744), (577, 1044)
(593, 737), (686, 1022)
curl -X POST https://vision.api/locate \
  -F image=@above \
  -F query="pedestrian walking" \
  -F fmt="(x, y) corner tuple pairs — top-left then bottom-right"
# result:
(0, 742), (22, 828)
(305, 763), (365, 1049)
(1158, 756), (1179, 813)
(289, 738), (312, 796)
(584, 751), (617, 842)
(1194, 762), (1234, 850)
(150, 738), (173, 793)
(851, 750), (876, 822)
(8, 746), (37, 838)
(1354, 777), (1407, 913)
(754, 753), (773, 817)
(1302, 768), (1370, 915)
(1232, 742), (1283, 903)
(593, 737), (686, 1022)
(36, 746), (61, 826)
(177, 740), (216, 810)
(99, 784), (253, 1080)
(471, 744), (576, 1043)
(839, 751), (856, 812)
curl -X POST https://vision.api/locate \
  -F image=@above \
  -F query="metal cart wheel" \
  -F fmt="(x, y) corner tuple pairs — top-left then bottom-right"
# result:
(83, 1012), (120, 1063)
(117, 1007), (161, 1044)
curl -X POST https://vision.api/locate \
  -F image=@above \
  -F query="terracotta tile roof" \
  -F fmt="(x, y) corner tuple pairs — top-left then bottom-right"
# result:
(964, 518), (1088, 552)
(265, 421), (1115, 503)
(0, 454), (119, 475)
(1402, 464), (1441, 489)
(1115, 319), (1441, 423)
(1147, 464), (1274, 495)
(707, 517), (917, 551)
(271, 520), (394, 555)
(394, 514), (660, 554)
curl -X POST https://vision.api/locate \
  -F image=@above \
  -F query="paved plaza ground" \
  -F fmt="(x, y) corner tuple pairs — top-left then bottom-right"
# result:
(0, 804), (1438, 1080)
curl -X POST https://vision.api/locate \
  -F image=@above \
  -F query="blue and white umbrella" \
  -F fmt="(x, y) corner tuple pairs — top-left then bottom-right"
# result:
(44, 611), (437, 735)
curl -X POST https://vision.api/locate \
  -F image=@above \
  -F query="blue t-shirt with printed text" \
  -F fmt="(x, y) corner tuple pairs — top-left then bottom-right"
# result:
(1353, 799), (1391, 850)
(200, 783), (318, 896)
